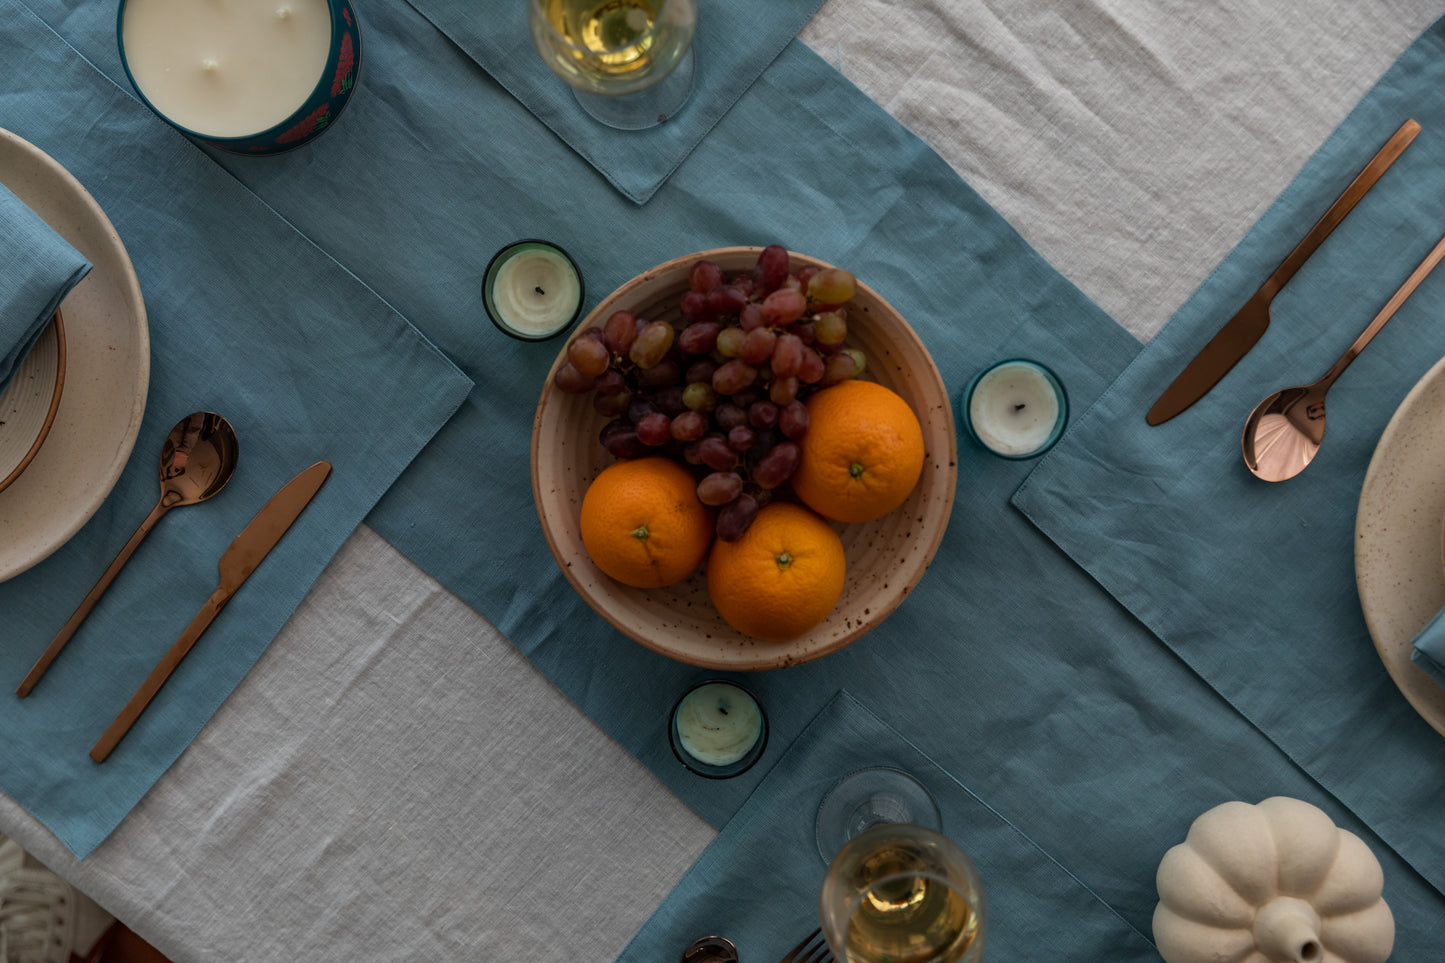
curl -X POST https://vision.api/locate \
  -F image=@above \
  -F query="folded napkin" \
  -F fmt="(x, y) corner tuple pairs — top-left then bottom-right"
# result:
(0, 183), (89, 390)
(401, 0), (824, 203)
(619, 690), (1158, 961)
(1012, 13), (1445, 905)
(1412, 609), (1445, 686)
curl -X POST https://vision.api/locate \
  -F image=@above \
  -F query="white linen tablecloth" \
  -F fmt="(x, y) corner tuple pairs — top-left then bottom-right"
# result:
(2, 1), (1441, 960)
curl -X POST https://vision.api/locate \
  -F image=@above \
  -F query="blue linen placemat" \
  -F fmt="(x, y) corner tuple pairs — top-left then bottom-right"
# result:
(0, 182), (89, 390)
(19, 0), (1445, 948)
(1012, 13), (1445, 906)
(0, 4), (472, 858)
(617, 691), (1159, 962)
(400, 0), (824, 203)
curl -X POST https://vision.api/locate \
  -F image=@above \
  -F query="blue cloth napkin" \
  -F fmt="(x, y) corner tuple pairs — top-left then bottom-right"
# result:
(1012, 15), (1445, 907)
(617, 691), (1158, 961)
(0, 5), (472, 858)
(18, 0), (1445, 950)
(400, 0), (824, 203)
(0, 182), (89, 390)
(1412, 609), (1445, 686)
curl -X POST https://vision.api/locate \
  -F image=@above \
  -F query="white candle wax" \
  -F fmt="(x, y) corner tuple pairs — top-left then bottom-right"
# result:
(674, 682), (762, 767)
(121, 0), (332, 137)
(967, 361), (1064, 457)
(487, 244), (582, 338)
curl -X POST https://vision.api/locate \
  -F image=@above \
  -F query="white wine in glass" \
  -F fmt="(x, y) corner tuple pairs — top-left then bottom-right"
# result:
(819, 823), (987, 963)
(528, 0), (697, 130)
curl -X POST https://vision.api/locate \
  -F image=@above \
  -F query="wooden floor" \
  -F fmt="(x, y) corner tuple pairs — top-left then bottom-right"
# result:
(85, 923), (173, 963)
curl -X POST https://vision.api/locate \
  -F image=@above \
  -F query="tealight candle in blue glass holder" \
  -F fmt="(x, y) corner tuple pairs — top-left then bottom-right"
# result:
(668, 679), (767, 779)
(483, 240), (585, 341)
(117, 0), (362, 155)
(960, 359), (1068, 459)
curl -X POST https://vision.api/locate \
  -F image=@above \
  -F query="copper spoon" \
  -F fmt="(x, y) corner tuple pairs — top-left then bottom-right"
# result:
(16, 411), (239, 696)
(1242, 231), (1445, 482)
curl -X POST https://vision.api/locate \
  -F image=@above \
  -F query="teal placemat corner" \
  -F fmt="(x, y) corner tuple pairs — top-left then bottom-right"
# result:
(617, 689), (1158, 962)
(400, 0), (824, 203)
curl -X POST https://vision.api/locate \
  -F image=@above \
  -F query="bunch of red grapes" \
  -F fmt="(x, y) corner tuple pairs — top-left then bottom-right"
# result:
(552, 245), (866, 540)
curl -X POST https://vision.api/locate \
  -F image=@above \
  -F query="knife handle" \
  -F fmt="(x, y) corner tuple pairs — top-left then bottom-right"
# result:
(1261, 119), (1420, 300)
(90, 585), (229, 763)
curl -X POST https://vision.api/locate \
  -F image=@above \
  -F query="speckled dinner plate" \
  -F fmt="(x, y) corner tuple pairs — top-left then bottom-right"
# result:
(0, 129), (148, 583)
(1355, 354), (1445, 737)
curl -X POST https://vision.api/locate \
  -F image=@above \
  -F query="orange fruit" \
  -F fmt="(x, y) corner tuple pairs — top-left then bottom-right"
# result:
(580, 457), (713, 588)
(706, 502), (846, 641)
(791, 380), (925, 523)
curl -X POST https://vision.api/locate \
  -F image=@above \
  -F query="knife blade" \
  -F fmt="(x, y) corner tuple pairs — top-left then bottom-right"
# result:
(90, 460), (332, 763)
(1146, 118), (1421, 426)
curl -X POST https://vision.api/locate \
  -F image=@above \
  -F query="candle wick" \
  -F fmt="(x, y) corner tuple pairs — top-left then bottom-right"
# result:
(1013, 403), (1027, 412)
(535, 285), (545, 295)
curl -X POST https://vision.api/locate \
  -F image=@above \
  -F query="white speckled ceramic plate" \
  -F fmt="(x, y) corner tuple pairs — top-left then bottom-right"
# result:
(0, 311), (65, 493)
(0, 128), (149, 582)
(1355, 354), (1445, 737)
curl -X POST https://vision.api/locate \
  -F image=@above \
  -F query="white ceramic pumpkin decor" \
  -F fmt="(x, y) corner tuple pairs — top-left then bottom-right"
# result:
(1153, 797), (1394, 963)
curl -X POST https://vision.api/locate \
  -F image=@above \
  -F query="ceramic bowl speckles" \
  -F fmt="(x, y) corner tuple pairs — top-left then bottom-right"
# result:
(531, 247), (957, 670)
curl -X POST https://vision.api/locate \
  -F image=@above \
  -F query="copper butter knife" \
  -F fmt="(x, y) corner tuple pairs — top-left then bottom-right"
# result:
(90, 460), (332, 763)
(1146, 118), (1421, 426)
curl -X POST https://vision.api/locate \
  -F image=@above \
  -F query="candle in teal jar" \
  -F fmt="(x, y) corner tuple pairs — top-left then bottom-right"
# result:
(483, 241), (584, 341)
(962, 359), (1068, 458)
(670, 681), (765, 775)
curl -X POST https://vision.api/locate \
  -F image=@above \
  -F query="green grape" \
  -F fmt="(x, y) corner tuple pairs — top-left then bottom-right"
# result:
(629, 320), (675, 368)
(814, 309), (847, 345)
(682, 381), (718, 411)
(807, 268), (856, 304)
(715, 326), (746, 358)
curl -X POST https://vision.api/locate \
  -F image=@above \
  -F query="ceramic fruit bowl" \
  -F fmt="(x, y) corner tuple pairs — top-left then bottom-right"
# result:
(531, 247), (956, 670)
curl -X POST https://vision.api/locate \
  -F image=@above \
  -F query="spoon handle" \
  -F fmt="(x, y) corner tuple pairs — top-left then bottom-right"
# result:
(15, 496), (173, 697)
(1320, 229), (1445, 389)
(1260, 119), (1420, 301)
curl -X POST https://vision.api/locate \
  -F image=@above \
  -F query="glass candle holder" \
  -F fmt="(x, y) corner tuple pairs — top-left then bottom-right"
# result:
(668, 679), (767, 779)
(959, 358), (1068, 459)
(117, 0), (362, 155)
(483, 240), (585, 341)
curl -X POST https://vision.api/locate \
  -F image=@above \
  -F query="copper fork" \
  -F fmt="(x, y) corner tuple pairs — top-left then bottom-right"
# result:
(780, 928), (834, 963)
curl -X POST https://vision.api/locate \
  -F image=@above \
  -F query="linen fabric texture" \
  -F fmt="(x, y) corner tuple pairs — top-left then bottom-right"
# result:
(0, 182), (89, 390)
(1013, 14), (1445, 910)
(0, 4), (472, 858)
(400, 0), (825, 203)
(9, 0), (1445, 953)
(618, 691), (1157, 962)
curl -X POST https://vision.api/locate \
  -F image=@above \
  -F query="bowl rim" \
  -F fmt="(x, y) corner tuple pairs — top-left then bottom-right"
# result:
(530, 246), (957, 670)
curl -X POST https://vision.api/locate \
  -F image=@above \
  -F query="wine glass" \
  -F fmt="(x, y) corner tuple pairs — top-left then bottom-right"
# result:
(814, 768), (987, 963)
(527, 0), (697, 131)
